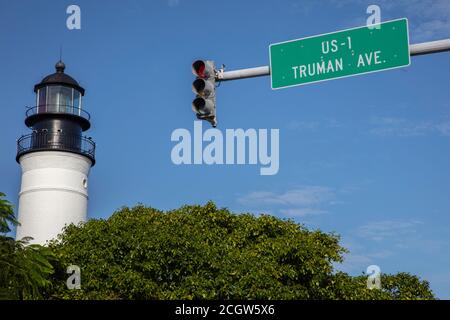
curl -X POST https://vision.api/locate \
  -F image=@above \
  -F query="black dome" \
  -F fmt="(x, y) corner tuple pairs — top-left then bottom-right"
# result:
(34, 61), (85, 95)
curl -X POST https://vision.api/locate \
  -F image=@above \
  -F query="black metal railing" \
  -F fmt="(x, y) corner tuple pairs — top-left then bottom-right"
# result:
(17, 132), (95, 163)
(26, 105), (91, 121)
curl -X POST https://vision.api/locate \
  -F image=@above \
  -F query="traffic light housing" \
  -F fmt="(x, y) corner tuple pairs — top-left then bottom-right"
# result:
(192, 60), (217, 127)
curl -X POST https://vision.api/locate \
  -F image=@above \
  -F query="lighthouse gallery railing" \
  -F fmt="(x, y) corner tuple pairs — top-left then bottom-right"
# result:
(17, 132), (95, 162)
(26, 105), (91, 120)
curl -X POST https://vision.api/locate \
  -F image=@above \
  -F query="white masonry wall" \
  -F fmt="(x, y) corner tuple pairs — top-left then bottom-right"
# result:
(16, 151), (92, 245)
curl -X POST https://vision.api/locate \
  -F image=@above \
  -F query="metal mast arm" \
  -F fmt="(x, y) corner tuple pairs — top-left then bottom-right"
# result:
(216, 39), (450, 82)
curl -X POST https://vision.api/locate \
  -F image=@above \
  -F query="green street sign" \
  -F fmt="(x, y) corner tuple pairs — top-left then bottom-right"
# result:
(269, 18), (410, 90)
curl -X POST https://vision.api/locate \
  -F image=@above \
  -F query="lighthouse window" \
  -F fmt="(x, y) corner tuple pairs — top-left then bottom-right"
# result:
(60, 87), (72, 112)
(48, 85), (73, 113)
(73, 90), (81, 112)
(37, 88), (47, 113)
(47, 86), (60, 112)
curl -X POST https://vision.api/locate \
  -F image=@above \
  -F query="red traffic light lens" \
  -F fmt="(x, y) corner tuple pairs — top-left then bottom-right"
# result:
(192, 60), (206, 78)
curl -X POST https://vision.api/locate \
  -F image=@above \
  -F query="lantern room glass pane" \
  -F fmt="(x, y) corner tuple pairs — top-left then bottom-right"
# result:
(47, 85), (73, 112)
(73, 90), (81, 112)
(59, 87), (72, 113)
(47, 86), (60, 112)
(37, 88), (47, 113)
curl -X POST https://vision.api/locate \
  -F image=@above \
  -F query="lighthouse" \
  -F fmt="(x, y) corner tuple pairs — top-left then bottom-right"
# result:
(15, 61), (95, 245)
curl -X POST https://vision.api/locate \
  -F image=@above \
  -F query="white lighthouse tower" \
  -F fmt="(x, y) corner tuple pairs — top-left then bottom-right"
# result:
(15, 61), (95, 245)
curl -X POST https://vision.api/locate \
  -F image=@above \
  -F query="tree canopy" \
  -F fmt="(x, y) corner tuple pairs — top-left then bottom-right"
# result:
(0, 192), (435, 300)
(46, 202), (435, 300)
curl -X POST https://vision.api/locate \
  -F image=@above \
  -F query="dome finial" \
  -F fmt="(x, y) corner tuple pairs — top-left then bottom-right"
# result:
(55, 60), (65, 73)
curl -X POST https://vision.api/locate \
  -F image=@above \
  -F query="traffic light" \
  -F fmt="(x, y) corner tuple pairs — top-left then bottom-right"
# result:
(192, 60), (217, 127)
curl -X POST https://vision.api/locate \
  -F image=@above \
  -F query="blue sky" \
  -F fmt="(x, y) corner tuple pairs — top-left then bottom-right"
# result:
(1, 0), (450, 298)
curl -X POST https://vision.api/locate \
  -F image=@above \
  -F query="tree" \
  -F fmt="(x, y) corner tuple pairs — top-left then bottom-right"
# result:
(47, 202), (435, 300)
(0, 192), (55, 300)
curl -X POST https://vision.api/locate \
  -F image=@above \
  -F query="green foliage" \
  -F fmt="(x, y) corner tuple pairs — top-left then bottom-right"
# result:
(47, 202), (435, 300)
(326, 272), (434, 300)
(379, 272), (435, 300)
(0, 192), (56, 300)
(0, 192), (18, 234)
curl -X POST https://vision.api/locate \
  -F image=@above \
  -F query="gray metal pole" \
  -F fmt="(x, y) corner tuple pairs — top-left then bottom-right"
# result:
(216, 38), (450, 82)
(410, 39), (450, 56)
(217, 66), (269, 81)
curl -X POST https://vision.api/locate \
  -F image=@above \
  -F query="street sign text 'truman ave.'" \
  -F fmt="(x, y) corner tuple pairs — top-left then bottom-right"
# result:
(269, 18), (410, 89)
